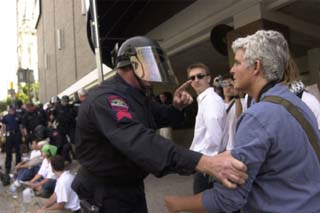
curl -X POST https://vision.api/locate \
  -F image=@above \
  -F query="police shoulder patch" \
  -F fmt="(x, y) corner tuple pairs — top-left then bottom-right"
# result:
(107, 95), (132, 121)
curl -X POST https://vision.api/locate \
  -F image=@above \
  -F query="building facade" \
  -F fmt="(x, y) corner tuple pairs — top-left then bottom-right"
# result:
(16, 0), (39, 100)
(35, 0), (320, 103)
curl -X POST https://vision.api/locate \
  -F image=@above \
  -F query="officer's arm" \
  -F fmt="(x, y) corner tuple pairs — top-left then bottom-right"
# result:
(21, 115), (28, 136)
(150, 101), (185, 128)
(195, 153), (247, 189)
(91, 96), (201, 177)
(21, 127), (28, 137)
(0, 123), (5, 136)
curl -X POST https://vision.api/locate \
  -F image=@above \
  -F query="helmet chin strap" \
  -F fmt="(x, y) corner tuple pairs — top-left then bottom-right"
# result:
(134, 72), (148, 91)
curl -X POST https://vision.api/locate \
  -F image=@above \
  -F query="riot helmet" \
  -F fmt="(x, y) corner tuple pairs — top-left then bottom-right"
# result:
(61, 95), (69, 106)
(15, 99), (23, 108)
(34, 125), (48, 141)
(116, 36), (178, 84)
(51, 96), (60, 104)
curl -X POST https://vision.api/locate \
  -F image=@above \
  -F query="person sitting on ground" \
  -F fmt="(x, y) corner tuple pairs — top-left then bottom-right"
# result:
(36, 155), (80, 213)
(14, 140), (44, 183)
(25, 144), (57, 198)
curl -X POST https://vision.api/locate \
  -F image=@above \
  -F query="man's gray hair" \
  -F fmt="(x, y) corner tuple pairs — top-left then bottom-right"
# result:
(232, 30), (289, 82)
(78, 87), (88, 96)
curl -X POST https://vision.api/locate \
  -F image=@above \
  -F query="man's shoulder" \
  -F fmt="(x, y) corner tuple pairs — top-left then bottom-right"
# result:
(302, 91), (320, 104)
(203, 88), (224, 104)
(57, 171), (74, 185)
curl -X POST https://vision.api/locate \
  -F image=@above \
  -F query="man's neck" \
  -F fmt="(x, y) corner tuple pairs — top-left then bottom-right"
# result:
(224, 96), (232, 103)
(197, 86), (210, 96)
(55, 171), (64, 178)
(118, 70), (143, 90)
(248, 78), (268, 102)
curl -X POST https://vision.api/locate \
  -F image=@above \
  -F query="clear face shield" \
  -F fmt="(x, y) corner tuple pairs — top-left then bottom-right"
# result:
(129, 46), (178, 84)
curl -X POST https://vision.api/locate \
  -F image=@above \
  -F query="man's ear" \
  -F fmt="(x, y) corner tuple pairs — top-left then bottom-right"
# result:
(253, 60), (262, 75)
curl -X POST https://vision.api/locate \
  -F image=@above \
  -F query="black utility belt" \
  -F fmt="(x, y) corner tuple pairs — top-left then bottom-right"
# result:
(79, 166), (143, 187)
(6, 131), (19, 136)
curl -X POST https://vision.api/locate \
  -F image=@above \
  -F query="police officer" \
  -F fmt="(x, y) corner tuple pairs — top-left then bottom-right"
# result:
(14, 99), (25, 127)
(21, 102), (47, 148)
(72, 36), (247, 212)
(54, 95), (77, 162)
(1, 105), (22, 174)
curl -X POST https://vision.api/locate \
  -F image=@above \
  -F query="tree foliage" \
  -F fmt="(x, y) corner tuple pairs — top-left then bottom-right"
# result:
(0, 82), (39, 113)
(16, 82), (40, 104)
(0, 101), (7, 112)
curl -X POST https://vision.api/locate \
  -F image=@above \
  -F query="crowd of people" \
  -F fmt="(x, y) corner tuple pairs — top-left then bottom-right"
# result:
(0, 88), (88, 212)
(1, 29), (320, 213)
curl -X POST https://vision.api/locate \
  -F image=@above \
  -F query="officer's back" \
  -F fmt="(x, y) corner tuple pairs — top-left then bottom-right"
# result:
(76, 75), (149, 181)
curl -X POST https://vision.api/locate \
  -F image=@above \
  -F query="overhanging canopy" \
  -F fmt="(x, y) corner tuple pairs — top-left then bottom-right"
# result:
(87, 0), (196, 68)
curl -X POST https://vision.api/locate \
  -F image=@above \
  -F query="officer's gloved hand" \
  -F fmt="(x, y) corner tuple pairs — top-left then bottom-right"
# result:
(173, 80), (193, 111)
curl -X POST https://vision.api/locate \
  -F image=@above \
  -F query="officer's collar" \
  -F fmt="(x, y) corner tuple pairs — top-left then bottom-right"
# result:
(114, 74), (146, 95)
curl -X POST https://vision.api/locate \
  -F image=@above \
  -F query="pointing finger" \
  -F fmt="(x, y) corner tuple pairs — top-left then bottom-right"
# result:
(175, 80), (192, 94)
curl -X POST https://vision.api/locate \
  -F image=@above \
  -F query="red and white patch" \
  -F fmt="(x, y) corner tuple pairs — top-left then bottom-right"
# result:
(53, 130), (59, 137)
(108, 95), (132, 120)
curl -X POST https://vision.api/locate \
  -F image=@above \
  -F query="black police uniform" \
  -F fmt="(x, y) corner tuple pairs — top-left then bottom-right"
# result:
(22, 110), (47, 144)
(55, 103), (76, 162)
(72, 74), (202, 213)
(1, 112), (22, 173)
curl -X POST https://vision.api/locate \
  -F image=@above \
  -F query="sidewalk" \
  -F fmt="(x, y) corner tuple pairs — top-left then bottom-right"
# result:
(0, 152), (193, 213)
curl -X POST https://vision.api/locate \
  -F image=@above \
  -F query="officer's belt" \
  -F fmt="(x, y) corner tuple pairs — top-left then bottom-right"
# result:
(78, 166), (143, 186)
(7, 130), (20, 135)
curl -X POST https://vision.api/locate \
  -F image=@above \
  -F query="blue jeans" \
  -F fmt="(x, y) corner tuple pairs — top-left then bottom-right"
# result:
(16, 165), (40, 181)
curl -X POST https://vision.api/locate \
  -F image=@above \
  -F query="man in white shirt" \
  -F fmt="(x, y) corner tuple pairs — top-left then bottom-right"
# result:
(187, 62), (227, 193)
(15, 140), (43, 183)
(26, 144), (57, 198)
(37, 155), (80, 213)
(289, 80), (320, 130)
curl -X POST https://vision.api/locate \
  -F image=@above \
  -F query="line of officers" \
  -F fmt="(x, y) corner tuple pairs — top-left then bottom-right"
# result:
(0, 95), (83, 175)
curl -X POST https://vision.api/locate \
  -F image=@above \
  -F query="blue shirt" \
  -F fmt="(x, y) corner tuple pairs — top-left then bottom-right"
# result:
(2, 113), (20, 132)
(202, 83), (320, 212)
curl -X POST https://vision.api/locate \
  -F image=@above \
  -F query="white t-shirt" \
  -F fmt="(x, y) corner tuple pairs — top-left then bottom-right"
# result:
(30, 150), (41, 160)
(224, 98), (245, 150)
(38, 158), (56, 179)
(55, 171), (80, 211)
(302, 91), (320, 129)
(190, 87), (227, 156)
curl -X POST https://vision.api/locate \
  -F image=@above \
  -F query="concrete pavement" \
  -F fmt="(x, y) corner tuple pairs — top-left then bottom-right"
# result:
(0, 152), (194, 213)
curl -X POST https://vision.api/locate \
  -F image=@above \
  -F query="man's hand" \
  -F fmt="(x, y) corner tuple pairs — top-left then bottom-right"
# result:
(196, 151), (247, 189)
(165, 196), (180, 213)
(173, 80), (193, 111)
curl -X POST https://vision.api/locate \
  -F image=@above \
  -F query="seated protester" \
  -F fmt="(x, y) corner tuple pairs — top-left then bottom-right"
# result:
(36, 155), (80, 213)
(14, 140), (44, 183)
(25, 144), (58, 198)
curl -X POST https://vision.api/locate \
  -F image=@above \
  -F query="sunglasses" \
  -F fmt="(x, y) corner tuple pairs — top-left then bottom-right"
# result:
(188, 73), (208, 81)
